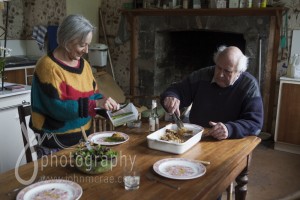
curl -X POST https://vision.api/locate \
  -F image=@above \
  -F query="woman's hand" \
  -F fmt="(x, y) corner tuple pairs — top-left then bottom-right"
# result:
(163, 97), (181, 116)
(97, 97), (119, 111)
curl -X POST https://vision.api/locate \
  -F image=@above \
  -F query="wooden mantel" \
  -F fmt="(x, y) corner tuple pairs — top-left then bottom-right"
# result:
(121, 7), (285, 134)
(121, 7), (284, 17)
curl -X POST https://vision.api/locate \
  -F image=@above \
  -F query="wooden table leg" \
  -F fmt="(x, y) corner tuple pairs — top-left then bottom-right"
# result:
(235, 154), (252, 200)
(235, 167), (248, 200)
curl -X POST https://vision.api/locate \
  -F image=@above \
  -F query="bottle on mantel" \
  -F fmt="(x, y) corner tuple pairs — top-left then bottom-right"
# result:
(149, 99), (159, 132)
(134, 0), (143, 8)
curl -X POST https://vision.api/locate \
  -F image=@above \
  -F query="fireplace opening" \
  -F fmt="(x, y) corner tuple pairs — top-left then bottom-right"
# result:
(171, 30), (246, 70)
(158, 30), (246, 79)
(152, 30), (246, 95)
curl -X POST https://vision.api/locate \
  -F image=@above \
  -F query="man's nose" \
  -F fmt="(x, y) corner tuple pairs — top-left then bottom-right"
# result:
(219, 70), (224, 77)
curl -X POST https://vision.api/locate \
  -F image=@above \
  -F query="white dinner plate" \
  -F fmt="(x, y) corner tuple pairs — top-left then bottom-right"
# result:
(16, 179), (82, 200)
(88, 131), (129, 146)
(153, 158), (206, 180)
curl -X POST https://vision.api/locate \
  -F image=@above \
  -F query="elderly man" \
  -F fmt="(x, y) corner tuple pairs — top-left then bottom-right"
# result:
(160, 45), (264, 140)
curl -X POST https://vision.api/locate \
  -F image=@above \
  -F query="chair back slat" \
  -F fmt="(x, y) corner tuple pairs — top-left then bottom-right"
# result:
(92, 115), (114, 133)
(18, 105), (35, 163)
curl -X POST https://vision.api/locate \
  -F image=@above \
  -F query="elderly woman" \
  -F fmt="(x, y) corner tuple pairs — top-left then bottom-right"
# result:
(30, 15), (119, 149)
(161, 45), (264, 140)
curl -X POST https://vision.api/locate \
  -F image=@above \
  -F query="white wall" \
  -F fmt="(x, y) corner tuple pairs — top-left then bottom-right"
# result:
(0, 39), (45, 57)
(66, 0), (102, 44)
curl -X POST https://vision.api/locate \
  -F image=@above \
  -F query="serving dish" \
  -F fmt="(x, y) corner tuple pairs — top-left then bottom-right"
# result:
(107, 103), (138, 127)
(147, 123), (203, 154)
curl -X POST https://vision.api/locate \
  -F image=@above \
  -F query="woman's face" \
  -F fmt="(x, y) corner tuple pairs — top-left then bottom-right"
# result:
(66, 31), (93, 60)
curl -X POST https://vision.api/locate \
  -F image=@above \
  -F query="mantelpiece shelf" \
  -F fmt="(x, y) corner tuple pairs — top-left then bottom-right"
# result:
(121, 7), (285, 17)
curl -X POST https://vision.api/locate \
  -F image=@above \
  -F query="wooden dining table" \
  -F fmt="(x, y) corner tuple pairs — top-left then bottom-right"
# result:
(0, 121), (261, 200)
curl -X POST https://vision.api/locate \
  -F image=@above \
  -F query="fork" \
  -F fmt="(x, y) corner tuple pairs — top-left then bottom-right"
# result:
(146, 172), (180, 190)
(7, 175), (46, 198)
(173, 113), (184, 129)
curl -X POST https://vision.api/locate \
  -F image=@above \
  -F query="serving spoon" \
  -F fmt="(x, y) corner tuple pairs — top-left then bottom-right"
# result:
(80, 126), (93, 150)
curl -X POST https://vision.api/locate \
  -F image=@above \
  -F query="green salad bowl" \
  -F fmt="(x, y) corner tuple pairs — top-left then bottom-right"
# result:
(73, 144), (117, 175)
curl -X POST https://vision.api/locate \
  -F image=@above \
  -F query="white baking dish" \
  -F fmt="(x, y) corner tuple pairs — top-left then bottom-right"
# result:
(107, 103), (138, 127)
(147, 123), (204, 154)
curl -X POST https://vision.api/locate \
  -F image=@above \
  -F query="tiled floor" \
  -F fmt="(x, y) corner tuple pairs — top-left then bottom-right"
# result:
(222, 140), (300, 200)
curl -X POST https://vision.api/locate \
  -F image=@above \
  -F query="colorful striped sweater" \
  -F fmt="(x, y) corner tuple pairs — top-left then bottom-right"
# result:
(30, 52), (102, 138)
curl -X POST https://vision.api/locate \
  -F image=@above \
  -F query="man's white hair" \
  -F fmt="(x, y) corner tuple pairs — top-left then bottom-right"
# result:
(213, 45), (249, 72)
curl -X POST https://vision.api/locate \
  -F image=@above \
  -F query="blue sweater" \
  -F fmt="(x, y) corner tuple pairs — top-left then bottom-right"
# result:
(160, 66), (264, 139)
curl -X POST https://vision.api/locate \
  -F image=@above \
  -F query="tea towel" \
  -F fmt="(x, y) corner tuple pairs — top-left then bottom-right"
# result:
(32, 25), (47, 51)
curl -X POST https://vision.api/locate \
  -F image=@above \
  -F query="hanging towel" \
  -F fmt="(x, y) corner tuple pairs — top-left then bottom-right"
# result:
(32, 25), (47, 51)
(47, 25), (58, 52)
(115, 15), (130, 45)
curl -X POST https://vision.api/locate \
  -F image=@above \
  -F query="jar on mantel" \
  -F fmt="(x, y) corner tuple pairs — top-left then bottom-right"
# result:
(183, 0), (188, 8)
(193, 0), (201, 8)
(134, 0), (143, 8)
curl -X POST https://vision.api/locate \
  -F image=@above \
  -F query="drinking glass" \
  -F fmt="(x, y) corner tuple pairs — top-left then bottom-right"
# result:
(123, 165), (140, 190)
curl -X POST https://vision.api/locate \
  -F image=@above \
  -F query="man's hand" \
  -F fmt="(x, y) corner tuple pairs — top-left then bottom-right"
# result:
(207, 121), (228, 140)
(163, 97), (181, 116)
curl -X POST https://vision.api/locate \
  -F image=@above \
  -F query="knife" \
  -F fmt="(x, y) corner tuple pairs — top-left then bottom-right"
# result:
(173, 113), (184, 129)
(94, 103), (129, 113)
(111, 103), (129, 114)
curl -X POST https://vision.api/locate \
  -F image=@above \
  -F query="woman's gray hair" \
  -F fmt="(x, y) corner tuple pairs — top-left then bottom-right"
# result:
(213, 45), (249, 72)
(57, 14), (95, 50)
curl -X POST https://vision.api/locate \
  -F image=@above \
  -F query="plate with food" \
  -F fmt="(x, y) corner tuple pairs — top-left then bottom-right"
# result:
(88, 131), (129, 146)
(16, 179), (82, 200)
(153, 158), (206, 180)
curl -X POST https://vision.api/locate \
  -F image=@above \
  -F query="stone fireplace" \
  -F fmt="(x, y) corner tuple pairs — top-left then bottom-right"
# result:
(122, 8), (283, 132)
(135, 15), (270, 96)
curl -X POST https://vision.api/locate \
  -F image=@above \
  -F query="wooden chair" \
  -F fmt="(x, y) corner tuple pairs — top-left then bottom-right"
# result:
(17, 104), (36, 163)
(226, 183), (233, 200)
(17, 105), (112, 163)
(92, 114), (114, 132)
